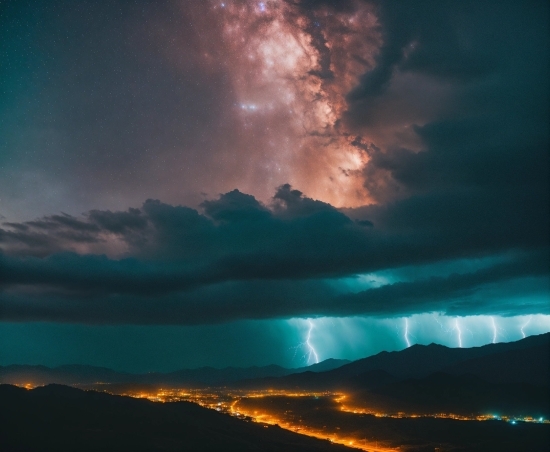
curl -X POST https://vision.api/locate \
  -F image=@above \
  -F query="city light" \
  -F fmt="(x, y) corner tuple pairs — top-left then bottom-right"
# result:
(83, 385), (548, 451)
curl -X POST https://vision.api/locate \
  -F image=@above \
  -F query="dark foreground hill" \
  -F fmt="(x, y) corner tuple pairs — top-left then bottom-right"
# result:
(0, 384), (354, 452)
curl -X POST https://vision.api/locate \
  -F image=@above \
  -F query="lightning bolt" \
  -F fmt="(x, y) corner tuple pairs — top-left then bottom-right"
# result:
(305, 320), (319, 364)
(490, 316), (497, 344)
(433, 314), (448, 332)
(290, 319), (320, 365)
(454, 318), (462, 348)
(520, 315), (532, 339)
(404, 318), (411, 348)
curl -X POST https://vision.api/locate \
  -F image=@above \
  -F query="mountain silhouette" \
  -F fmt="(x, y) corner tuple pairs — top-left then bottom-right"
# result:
(235, 333), (550, 390)
(0, 358), (350, 388)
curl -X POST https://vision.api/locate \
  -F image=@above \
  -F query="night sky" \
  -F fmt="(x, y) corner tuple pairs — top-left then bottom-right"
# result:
(1, 0), (549, 372)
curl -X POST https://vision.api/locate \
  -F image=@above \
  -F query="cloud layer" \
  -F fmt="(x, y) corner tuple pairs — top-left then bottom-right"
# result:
(1, 0), (548, 325)
(1, 184), (548, 323)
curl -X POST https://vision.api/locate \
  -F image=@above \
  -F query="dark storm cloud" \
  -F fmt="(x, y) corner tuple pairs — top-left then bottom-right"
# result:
(348, 0), (547, 108)
(0, 0), (548, 325)
(3, 184), (545, 282)
(345, 0), (549, 201)
(87, 208), (148, 234)
(1, 249), (547, 324)
(1, 183), (548, 322)
(339, 252), (550, 317)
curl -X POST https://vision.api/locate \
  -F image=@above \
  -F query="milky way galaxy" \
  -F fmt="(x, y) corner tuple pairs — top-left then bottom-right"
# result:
(167, 0), (382, 207)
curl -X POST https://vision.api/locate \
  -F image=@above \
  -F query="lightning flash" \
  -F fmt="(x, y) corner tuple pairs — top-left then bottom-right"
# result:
(454, 318), (463, 348)
(305, 320), (319, 365)
(520, 315), (532, 339)
(404, 318), (411, 348)
(291, 319), (320, 365)
(490, 317), (497, 344)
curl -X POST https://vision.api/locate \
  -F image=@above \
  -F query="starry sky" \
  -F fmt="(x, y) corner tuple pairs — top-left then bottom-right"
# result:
(1, 0), (549, 372)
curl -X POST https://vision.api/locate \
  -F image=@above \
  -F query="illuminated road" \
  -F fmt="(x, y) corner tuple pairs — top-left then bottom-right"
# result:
(103, 387), (546, 451)
(16, 383), (546, 451)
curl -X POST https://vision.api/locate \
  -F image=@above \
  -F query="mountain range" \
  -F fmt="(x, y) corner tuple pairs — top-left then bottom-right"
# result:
(233, 333), (550, 416)
(0, 358), (350, 388)
(3, 334), (548, 416)
(236, 333), (550, 390)
(2, 334), (549, 451)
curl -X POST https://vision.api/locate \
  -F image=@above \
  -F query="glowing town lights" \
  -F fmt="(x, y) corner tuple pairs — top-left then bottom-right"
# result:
(490, 317), (497, 344)
(454, 318), (463, 348)
(520, 315), (532, 339)
(306, 320), (319, 364)
(404, 318), (411, 348)
(86, 385), (550, 452)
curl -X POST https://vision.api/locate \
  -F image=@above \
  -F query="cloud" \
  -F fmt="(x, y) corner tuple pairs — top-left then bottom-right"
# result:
(1, 184), (548, 323)
(1, 250), (547, 325)
(0, 1), (548, 325)
(343, 0), (549, 209)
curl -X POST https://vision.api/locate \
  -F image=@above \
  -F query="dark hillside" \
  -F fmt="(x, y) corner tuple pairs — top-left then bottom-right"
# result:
(0, 384), (354, 452)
